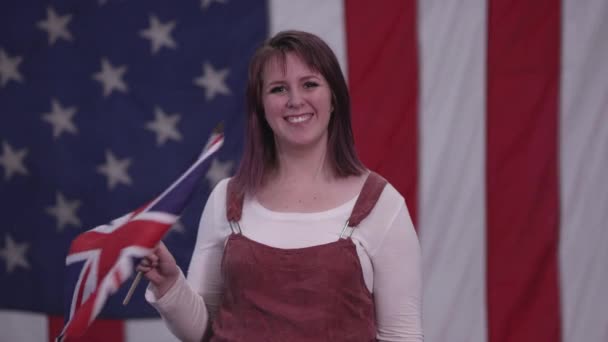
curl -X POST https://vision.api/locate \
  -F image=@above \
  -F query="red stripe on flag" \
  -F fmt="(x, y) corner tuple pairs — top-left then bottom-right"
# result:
(486, 1), (562, 341)
(49, 315), (125, 342)
(344, 0), (419, 225)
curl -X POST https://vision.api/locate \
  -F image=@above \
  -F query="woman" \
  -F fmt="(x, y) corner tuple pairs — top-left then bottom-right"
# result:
(138, 30), (423, 342)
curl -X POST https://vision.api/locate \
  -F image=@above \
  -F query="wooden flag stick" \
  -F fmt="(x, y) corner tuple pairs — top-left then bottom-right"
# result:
(122, 271), (143, 305)
(214, 121), (224, 134)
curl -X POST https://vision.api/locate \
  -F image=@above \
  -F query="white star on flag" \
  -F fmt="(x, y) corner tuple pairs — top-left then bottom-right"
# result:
(36, 6), (73, 46)
(206, 158), (233, 188)
(45, 192), (82, 232)
(145, 106), (182, 145)
(42, 98), (78, 139)
(0, 141), (28, 181)
(0, 49), (24, 87)
(92, 58), (129, 97)
(201, 0), (227, 10)
(194, 62), (231, 101)
(0, 234), (30, 273)
(97, 150), (133, 190)
(139, 15), (178, 54)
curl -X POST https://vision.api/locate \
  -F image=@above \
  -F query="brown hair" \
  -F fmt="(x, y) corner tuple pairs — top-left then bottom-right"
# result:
(232, 30), (365, 195)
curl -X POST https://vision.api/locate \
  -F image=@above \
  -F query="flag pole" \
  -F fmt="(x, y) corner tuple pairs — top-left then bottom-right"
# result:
(122, 123), (224, 306)
(122, 271), (143, 305)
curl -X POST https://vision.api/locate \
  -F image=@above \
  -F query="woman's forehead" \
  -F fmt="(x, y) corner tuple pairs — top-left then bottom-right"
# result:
(262, 53), (320, 80)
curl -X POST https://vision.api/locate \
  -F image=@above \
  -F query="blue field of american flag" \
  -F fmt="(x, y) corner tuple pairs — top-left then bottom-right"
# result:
(0, 0), (263, 340)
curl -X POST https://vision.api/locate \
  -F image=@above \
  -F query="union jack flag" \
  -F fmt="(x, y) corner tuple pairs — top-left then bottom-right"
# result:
(56, 130), (223, 341)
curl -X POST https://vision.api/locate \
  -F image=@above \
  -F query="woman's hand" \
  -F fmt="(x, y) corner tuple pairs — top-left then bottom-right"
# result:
(136, 241), (180, 299)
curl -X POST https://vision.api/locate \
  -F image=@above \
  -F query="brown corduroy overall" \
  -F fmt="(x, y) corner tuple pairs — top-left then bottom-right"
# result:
(210, 172), (387, 342)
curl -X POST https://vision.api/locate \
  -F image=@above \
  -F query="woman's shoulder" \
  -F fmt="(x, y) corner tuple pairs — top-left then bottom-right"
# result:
(367, 171), (408, 214)
(355, 172), (415, 250)
(210, 177), (231, 197)
(204, 177), (232, 213)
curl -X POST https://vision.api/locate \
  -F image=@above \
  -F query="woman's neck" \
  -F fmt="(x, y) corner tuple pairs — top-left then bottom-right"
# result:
(256, 138), (366, 213)
(270, 139), (333, 186)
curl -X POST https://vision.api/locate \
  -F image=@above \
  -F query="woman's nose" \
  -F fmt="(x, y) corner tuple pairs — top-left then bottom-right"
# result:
(287, 90), (304, 108)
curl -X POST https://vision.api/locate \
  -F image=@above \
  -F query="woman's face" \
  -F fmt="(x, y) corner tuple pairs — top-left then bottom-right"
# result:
(261, 53), (333, 152)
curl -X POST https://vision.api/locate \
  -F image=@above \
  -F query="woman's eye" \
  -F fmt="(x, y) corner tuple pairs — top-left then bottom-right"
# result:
(304, 81), (319, 89)
(269, 86), (286, 93)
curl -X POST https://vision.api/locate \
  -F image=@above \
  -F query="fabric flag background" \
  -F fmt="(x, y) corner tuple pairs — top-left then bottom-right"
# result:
(0, 1), (605, 342)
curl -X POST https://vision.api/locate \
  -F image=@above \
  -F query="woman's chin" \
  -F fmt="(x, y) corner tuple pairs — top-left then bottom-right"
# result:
(276, 134), (327, 152)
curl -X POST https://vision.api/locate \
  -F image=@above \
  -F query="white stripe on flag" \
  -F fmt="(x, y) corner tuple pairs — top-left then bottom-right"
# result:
(267, 0), (347, 77)
(0, 310), (48, 341)
(418, 1), (488, 342)
(125, 318), (180, 342)
(560, 0), (608, 341)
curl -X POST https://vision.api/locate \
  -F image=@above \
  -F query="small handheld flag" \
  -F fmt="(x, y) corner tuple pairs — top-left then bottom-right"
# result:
(56, 125), (224, 341)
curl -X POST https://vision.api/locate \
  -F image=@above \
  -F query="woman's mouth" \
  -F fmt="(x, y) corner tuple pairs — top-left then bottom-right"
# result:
(284, 113), (313, 124)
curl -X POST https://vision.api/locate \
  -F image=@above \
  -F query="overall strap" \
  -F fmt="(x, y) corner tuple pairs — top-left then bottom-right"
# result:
(347, 172), (388, 228)
(226, 178), (244, 233)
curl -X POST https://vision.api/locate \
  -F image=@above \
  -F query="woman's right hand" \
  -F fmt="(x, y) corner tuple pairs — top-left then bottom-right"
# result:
(136, 241), (180, 299)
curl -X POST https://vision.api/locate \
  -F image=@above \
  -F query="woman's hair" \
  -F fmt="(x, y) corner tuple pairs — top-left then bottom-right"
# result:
(232, 30), (365, 195)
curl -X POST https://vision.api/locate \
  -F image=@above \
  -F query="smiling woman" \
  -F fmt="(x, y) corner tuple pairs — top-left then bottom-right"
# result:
(236, 30), (365, 197)
(261, 53), (333, 162)
(138, 30), (423, 342)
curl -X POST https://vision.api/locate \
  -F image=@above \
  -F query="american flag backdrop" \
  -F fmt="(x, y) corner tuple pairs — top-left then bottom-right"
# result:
(0, 1), (606, 342)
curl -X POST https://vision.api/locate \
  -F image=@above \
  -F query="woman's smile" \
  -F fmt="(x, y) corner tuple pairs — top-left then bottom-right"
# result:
(284, 113), (314, 124)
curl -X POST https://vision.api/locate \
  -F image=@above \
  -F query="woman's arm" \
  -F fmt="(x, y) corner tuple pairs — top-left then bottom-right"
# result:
(146, 179), (230, 342)
(371, 201), (423, 342)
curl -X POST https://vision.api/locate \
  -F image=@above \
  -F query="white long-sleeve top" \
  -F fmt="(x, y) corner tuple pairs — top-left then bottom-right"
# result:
(146, 178), (423, 342)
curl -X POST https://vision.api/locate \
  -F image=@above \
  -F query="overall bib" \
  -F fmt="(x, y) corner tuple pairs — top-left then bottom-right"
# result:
(210, 172), (387, 342)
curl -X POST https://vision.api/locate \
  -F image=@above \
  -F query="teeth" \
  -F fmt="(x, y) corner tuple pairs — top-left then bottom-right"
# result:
(286, 114), (312, 123)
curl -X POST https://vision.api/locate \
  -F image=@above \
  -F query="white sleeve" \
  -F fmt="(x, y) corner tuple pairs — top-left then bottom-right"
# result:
(146, 178), (229, 342)
(372, 200), (424, 342)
